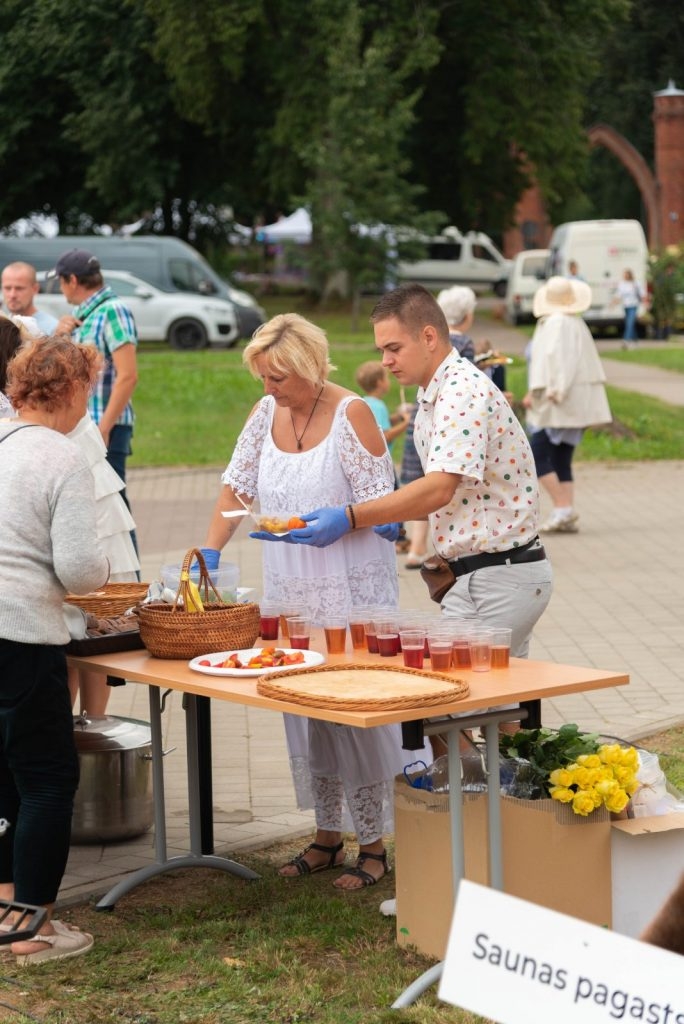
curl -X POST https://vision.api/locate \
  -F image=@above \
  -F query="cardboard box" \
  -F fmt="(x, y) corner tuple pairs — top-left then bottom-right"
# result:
(611, 812), (684, 938)
(394, 776), (612, 960)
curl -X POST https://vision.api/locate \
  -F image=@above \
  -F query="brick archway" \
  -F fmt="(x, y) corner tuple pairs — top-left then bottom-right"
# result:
(506, 84), (684, 257)
(587, 123), (659, 248)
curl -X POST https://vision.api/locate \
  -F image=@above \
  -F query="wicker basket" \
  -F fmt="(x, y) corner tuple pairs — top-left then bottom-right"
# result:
(136, 548), (260, 660)
(64, 582), (150, 617)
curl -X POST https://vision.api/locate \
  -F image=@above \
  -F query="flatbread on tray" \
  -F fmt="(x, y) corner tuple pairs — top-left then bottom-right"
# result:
(256, 662), (469, 711)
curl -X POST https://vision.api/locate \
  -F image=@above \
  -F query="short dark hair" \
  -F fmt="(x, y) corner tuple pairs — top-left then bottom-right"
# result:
(370, 283), (449, 340)
(69, 271), (104, 289)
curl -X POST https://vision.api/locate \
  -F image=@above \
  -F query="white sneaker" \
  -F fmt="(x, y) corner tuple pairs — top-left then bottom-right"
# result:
(540, 512), (579, 534)
(379, 898), (397, 916)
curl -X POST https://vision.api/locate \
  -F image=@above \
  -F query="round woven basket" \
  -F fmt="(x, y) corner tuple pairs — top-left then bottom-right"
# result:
(136, 547), (261, 660)
(256, 663), (469, 711)
(64, 583), (150, 617)
(137, 601), (261, 660)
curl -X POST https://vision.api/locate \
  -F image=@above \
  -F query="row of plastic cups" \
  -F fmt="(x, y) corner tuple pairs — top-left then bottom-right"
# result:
(350, 608), (512, 673)
(257, 602), (511, 669)
(426, 625), (512, 672)
(259, 604), (349, 655)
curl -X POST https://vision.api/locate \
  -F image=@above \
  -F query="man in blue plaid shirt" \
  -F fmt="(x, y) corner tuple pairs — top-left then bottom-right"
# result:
(50, 249), (138, 495)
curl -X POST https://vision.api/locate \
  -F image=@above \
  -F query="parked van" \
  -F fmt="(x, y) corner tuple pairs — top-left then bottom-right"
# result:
(545, 219), (648, 333)
(0, 234), (265, 344)
(504, 248), (549, 325)
(396, 226), (511, 296)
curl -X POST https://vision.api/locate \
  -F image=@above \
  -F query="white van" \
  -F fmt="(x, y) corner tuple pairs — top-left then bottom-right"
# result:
(504, 249), (549, 325)
(0, 234), (265, 343)
(545, 219), (648, 332)
(396, 226), (511, 296)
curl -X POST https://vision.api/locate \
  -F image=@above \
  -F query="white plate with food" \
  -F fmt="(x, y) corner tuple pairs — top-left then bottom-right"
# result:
(188, 647), (325, 677)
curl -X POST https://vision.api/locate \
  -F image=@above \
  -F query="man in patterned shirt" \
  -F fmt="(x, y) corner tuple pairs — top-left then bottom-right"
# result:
(292, 283), (553, 665)
(50, 248), (138, 497)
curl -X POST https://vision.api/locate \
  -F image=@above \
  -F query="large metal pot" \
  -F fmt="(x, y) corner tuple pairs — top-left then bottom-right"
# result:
(72, 713), (154, 844)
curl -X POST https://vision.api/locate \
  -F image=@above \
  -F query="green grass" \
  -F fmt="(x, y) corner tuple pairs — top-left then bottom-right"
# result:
(601, 345), (684, 374)
(130, 299), (684, 467)
(4, 729), (681, 1023)
(1, 838), (478, 1024)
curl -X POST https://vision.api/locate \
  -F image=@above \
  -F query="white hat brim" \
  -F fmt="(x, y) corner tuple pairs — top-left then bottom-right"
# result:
(533, 278), (592, 318)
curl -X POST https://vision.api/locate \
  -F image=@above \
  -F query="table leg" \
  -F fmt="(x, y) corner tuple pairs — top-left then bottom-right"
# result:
(391, 708), (519, 1009)
(95, 686), (259, 911)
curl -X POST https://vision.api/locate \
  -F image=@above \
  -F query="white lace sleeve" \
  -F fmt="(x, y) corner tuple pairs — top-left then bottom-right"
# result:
(221, 398), (271, 500)
(338, 398), (395, 502)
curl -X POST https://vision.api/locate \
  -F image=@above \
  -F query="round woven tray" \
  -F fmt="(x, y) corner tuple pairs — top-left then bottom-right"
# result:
(256, 663), (469, 711)
(64, 583), (150, 617)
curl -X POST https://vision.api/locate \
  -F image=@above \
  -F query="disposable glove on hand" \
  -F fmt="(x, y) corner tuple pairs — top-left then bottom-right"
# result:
(198, 547), (221, 571)
(373, 522), (401, 543)
(290, 507), (351, 548)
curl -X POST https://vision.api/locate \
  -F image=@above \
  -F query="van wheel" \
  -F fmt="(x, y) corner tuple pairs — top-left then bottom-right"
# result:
(493, 280), (507, 298)
(168, 318), (208, 350)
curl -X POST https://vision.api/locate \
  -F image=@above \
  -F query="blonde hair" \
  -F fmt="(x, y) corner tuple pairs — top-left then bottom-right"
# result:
(243, 313), (336, 385)
(355, 360), (387, 394)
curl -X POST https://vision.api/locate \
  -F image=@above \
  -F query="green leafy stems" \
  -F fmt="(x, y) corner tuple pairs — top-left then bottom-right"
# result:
(499, 723), (601, 797)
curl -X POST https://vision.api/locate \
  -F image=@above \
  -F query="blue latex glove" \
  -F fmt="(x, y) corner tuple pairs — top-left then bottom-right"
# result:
(289, 507), (351, 548)
(373, 522), (401, 543)
(198, 547), (221, 571)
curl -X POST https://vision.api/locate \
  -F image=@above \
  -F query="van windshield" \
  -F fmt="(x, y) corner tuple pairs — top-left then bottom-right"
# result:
(522, 256), (547, 277)
(427, 242), (462, 261)
(169, 258), (217, 295)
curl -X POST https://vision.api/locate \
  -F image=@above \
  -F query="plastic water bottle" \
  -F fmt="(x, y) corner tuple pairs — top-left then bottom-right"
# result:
(427, 755), (450, 792)
(405, 755), (450, 792)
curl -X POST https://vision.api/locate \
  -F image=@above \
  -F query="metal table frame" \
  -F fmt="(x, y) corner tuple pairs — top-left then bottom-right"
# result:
(391, 707), (520, 1009)
(93, 685), (259, 912)
(67, 647), (628, 1006)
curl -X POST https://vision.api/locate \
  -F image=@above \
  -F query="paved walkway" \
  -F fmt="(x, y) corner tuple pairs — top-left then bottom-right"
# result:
(60, 331), (684, 908)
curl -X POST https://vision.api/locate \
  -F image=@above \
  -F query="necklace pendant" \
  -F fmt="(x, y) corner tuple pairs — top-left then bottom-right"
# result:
(297, 440), (302, 451)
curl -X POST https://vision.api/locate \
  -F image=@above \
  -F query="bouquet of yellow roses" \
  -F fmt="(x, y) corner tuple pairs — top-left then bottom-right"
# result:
(499, 725), (641, 816)
(548, 743), (640, 816)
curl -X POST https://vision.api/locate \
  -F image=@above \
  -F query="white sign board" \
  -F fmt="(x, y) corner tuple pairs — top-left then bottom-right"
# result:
(439, 880), (684, 1023)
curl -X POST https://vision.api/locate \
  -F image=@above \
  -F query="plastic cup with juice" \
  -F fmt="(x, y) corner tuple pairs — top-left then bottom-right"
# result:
(400, 629), (426, 669)
(286, 616), (310, 650)
(323, 616), (347, 655)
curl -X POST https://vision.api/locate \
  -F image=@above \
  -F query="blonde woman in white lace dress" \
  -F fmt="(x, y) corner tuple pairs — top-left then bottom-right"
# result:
(203, 313), (417, 890)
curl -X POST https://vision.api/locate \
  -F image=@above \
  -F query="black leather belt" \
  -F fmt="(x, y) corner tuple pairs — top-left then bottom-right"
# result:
(447, 536), (546, 579)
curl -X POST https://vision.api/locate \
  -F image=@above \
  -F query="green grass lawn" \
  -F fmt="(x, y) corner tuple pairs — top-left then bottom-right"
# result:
(600, 344), (684, 374)
(130, 298), (684, 468)
(131, 348), (684, 468)
(5, 730), (681, 1024)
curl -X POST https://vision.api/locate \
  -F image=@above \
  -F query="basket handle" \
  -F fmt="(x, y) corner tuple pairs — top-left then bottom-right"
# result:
(174, 548), (224, 610)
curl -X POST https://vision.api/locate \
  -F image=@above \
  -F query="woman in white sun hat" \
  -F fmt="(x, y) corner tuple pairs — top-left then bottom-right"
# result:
(523, 276), (611, 534)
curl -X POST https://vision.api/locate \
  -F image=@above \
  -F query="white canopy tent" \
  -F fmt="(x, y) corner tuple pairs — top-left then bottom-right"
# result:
(259, 207), (312, 244)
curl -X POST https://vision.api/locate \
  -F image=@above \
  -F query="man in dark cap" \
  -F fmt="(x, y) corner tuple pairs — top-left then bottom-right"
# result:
(50, 248), (138, 492)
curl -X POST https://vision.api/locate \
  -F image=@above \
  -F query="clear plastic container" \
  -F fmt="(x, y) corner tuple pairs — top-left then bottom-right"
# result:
(161, 562), (239, 604)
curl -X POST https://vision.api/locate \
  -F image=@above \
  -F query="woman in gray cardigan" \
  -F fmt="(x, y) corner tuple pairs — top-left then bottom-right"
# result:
(0, 335), (109, 965)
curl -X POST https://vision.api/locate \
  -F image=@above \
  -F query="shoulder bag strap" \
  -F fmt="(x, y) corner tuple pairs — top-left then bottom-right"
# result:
(0, 424), (39, 446)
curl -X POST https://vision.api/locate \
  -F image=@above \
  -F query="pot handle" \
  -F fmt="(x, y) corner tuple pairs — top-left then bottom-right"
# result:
(140, 747), (176, 760)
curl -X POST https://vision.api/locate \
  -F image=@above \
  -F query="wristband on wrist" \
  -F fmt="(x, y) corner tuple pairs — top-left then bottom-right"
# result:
(346, 504), (357, 530)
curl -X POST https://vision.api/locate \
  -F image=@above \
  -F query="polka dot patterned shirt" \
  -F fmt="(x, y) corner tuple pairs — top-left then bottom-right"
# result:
(413, 349), (539, 560)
